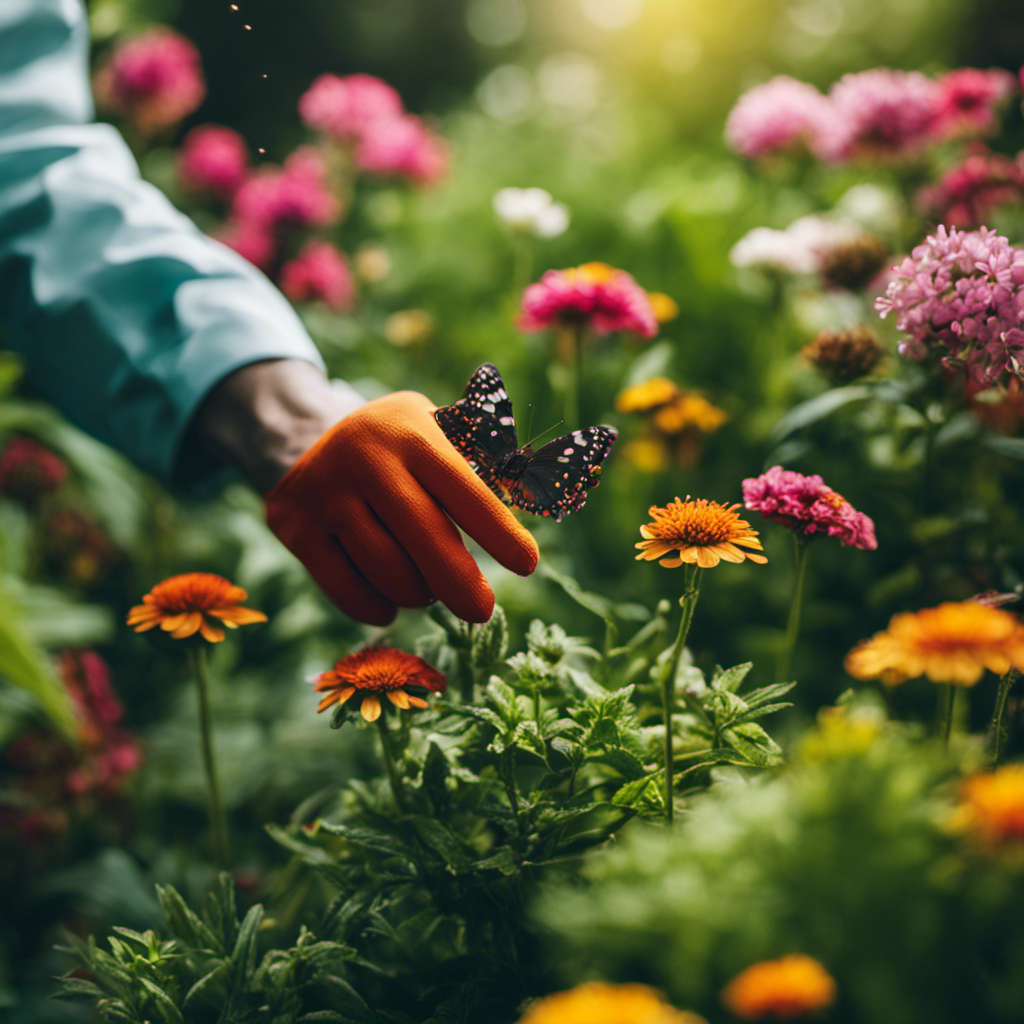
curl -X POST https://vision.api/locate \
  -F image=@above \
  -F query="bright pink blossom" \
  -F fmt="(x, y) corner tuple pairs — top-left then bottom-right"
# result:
(917, 148), (1024, 229)
(231, 147), (341, 232)
(355, 115), (449, 185)
(518, 264), (658, 337)
(876, 225), (1024, 386)
(177, 125), (249, 199)
(216, 218), (276, 271)
(742, 466), (877, 549)
(816, 69), (941, 162)
(280, 241), (356, 311)
(724, 76), (832, 159)
(0, 436), (67, 506)
(298, 73), (404, 141)
(93, 28), (205, 135)
(932, 68), (1016, 140)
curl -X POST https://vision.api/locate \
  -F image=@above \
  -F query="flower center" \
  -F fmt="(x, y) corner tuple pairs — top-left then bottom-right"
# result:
(649, 499), (739, 545)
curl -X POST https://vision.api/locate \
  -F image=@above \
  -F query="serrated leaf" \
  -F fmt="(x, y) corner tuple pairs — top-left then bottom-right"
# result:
(316, 822), (416, 860)
(710, 662), (753, 692)
(743, 680), (797, 707)
(407, 815), (471, 873)
(566, 667), (604, 698)
(473, 846), (519, 876)
(722, 724), (784, 766)
(56, 977), (107, 1000)
(611, 772), (662, 808)
(587, 747), (648, 780)
(729, 702), (794, 727)
(511, 720), (547, 762)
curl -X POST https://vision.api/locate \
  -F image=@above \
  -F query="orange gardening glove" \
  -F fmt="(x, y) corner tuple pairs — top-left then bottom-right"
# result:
(264, 391), (539, 626)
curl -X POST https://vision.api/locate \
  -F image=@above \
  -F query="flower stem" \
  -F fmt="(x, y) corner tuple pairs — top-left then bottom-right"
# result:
(564, 324), (585, 428)
(937, 683), (956, 747)
(376, 716), (407, 813)
(187, 646), (229, 869)
(661, 565), (703, 824)
(989, 669), (1019, 767)
(778, 535), (809, 683)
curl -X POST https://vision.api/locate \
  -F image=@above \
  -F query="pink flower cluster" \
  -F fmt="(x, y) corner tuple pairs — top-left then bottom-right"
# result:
(93, 27), (206, 135)
(917, 147), (1024, 229)
(177, 125), (249, 199)
(875, 225), (1024, 386)
(742, 466), (877, 549)
(0, 436), (68, 507)
(298, 73), (448, 185)
(726, 67), (1016, 163)
(517, 264), (659, 337)
(280, 241), (355, 312)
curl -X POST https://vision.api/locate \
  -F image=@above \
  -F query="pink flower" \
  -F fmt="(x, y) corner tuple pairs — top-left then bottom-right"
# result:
(280, 241), (356, 311)
(93, 28), (205, 135)
(0, 436), (68, 506)
(876, 225), (1024, 386)
(816, 69), (941, 163)
(916, 148), (1024, 229)
(62, 650), (124, 728)
(298, 73), (404, 141)
(932, 68), (1016, 140)
(231, 147), (341, 232)
(177, 125), (249, 199)
(742, 466), (877, 549)
(518, 263), (659, 337)
(725, 76), (833, 159)
(355, 115), (449, 185)
(216, 218), (276, 271)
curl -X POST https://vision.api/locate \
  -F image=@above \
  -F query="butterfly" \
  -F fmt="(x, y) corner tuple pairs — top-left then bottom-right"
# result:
(434, 362), (617, 522)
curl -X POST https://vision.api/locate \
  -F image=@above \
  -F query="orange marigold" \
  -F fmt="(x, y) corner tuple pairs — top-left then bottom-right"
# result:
(722, 955), (836, 1020)
(313, 647), (446, 722)
(844, 601), (1024, 687)
(616, 377), (680, 413)
(517, 982), (705, 1024)
(636, 496), (767, 569)
(950, 765), (1024, 847)
(126, 572), (267, 643)
(652, 393), (728, 435)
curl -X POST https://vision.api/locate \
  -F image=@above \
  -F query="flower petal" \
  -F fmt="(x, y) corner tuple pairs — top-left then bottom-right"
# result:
(360, 695), (382, 722)
(198, 617), (226, 643)
(387, 689), (411, 709)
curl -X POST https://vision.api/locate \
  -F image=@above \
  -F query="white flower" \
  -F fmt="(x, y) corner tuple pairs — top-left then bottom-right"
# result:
(493, 187), (570, 237)
(730, 215), (868, 275)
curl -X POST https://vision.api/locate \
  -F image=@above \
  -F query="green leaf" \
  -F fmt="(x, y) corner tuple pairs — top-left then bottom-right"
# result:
(728, 702), (794, 727)
(471, 605), (508, 670)
(315, 822), (416, 860)
(742, 680), (797, 708)
(587, 747), (649, 780)
(407, 815), (471, 873)
(136, 976), (184, 1024)
(710, 662), (753, 693)
(611, 772), (662, 808)
(473, 846), (519, 876)
(0, 585), (77, 739)
(232, 904), (265, 975)
(156, 885), (220, 952)
(982, 434), (1024, 460)
(769, 385), (874, 443)
(722, 723), (784, 767)
(182, 963), (232, 1012)
(56, 977), (107, 1001)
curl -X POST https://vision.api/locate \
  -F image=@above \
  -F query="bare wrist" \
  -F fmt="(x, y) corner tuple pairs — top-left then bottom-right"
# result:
(191, 359), (359, 493)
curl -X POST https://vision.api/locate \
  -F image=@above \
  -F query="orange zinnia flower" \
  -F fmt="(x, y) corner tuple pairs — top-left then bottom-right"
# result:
(313, 647), (446, 722)
(722, 955), (836, 1020)
(126, 572), (267, 643)
(516, 982), (705, 1024)
(844, 601), (1024, 686)
(636, 497), (767, 569)
(950, 765), (1024, 848)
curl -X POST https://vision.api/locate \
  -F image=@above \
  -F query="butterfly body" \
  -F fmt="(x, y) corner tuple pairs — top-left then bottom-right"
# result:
(434, 363), (617, 522)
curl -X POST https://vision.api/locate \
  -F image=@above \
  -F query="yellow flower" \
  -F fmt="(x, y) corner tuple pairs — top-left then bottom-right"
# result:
(950, 765), (1024, 848)
(516, 982), (705, 1024)
(647, 291), (679, 323)
(313, 646), (446, 722)
(616, 377), (680, 413)
(621, 437), (672, 473)
(636, 497), (767, 569)
(652, 394), (728, 435)
(722, 955), (836, 1020)
(570, 261), (617, 284)
(126, 573), (267, 643)
(798, 705), (883, 762)
(384, 309), (434, 347)
(844, 601), (1024, 687)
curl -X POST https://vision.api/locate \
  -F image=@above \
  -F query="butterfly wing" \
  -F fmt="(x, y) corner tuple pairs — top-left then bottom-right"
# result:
(433, 363), (519, 499)
(508, 426), (618, 521)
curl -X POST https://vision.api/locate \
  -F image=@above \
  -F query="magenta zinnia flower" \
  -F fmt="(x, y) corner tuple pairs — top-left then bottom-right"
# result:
(932, 68), (1016, 141)
(916, 149), (1024, 229)
(231, 147), (341, 232)
(280, 241), (356, 311)
(725, 76), (833, 160)
(93, 28), (205, 135)
(815, 69), (941, 163)
(298, 73), (405, 142)
(355, 115), (449, 185)
(177, 125), (249, 199)
(742, 466), (877, 549)
(518, 263), (658, 337)
(876, 225), (1024, 386)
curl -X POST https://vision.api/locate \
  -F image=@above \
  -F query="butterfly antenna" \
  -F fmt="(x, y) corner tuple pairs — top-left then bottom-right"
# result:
(524, 418), (566, 448)
(526, 403), (535, 446)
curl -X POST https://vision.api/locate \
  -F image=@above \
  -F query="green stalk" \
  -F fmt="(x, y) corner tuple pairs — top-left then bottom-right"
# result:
(376, 715), (407, 813)
(563, 324), (585, 428)
(777, 535), (809, 683)
(937, 683), (956, 747)
(989, 669), (1019, 767)
(660, 565), (703, 824)
(187, 646), (229, 869)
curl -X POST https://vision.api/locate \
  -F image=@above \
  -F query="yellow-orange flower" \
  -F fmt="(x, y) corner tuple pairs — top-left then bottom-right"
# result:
(844, 601), (1024, 687)
(126, 572), (267, 643)
(313, 647), (446, 723)
(616, 377), (680, 413)
(798, 704), (884, 762)
(652, 393), (729, 435)
(516, 982), (705, 1024)
(950, 765), (1024, 848)
(636, 497), (767, 569)
(647, 291), (680, 323)
(722, 955), (836, 1020)
(621, 437), (672, 473)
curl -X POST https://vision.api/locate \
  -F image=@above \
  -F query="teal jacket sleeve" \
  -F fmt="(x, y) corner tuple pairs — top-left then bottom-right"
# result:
(0, 0), (327, 486)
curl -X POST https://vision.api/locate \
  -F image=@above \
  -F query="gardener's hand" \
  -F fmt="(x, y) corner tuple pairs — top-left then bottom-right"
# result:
(192, 359), (538, 625)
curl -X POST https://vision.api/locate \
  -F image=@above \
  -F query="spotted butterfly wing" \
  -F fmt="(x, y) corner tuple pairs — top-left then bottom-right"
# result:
(434, 362), (617, 521)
